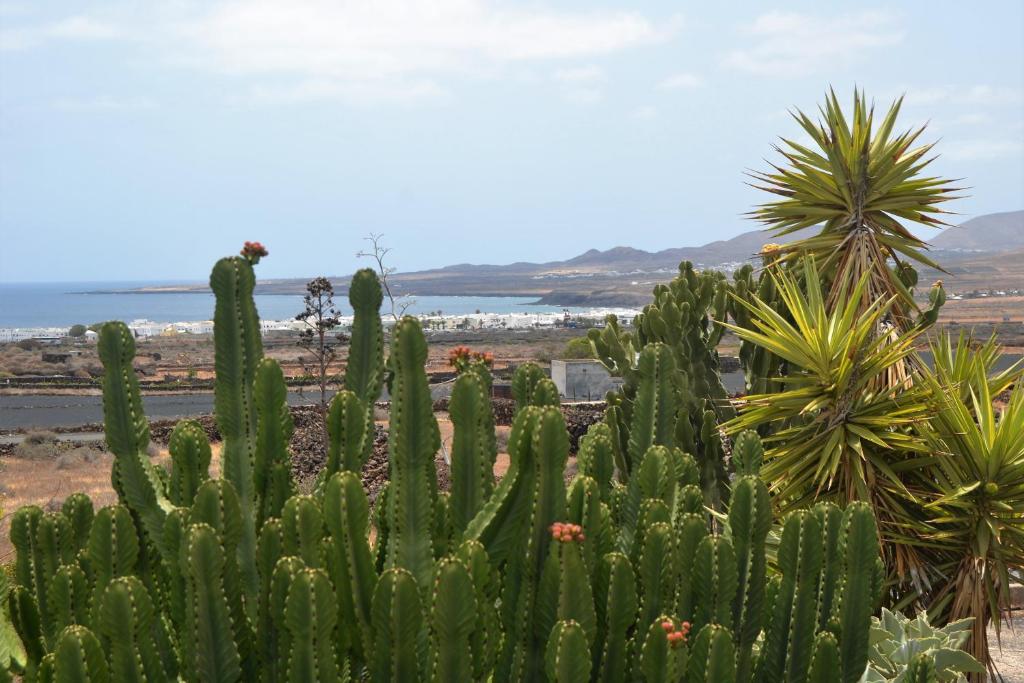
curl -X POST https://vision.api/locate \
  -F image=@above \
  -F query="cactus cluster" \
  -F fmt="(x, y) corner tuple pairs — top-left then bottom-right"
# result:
(3, 254), (884, 682)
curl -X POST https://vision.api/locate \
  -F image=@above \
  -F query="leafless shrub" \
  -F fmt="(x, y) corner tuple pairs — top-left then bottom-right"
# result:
(13, 441), (61, 461)
(56, 446), (106, 469)
(23, 430), (58, 446)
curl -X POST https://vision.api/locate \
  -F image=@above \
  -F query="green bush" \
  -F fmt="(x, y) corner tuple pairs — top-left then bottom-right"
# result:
(561, 336), (595, 359)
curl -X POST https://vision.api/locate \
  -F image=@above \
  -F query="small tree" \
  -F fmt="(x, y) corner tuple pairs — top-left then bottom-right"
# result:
(296, 277), (346, 412)
(68, 324), (86, 337)
(357, 233), (414, 321)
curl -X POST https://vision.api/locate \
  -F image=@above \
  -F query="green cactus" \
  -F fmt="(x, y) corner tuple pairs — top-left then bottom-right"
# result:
(98, 322), (173, 555)
(638, 617), (688, 683)
(326, 390), (369, 475)
(48, 625), (109, 683)
(46, 565), (88, 638)
(592, 552), (637, 683)
(511, 362), (552, 412)
(283, 568), (341, 682)
(577, 422), (616, 496)
(692, 535), (738, 632)
(344, 269), (385, 406)
(730, 430), (763, 478)
(210, 256), (265, 618)
(4, 255), (891, 683)
(757, 510), (824, 683)
(180, 522), (243, 682)
(728, 475), (770, 680)
(807, 632), (841, 683)
(545, 620), (592, 683)
(60, 494), (93, 558)
(322, 472), (378, 664)
(253, 358), (296, 524)
(98, 576), (168, 682)
(449, 371), (497, 534)
(370, 568), (425, 682)
(384, 317), (441, 591)
(426, 557), (476, 682)
(536, 528), (596, 652)
(168, 420), (212, 507)
(687, 624), (735, 683)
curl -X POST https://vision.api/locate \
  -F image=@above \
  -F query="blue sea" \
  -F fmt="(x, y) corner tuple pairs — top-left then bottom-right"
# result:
(0, 282), (595, 329)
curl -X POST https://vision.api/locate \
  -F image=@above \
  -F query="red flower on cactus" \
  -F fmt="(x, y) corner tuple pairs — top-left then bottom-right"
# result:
(448, 345), (495, 373)
(241, 241), (269, 264)
(660, 619), (690, 647)
(549, 522), (585, 543)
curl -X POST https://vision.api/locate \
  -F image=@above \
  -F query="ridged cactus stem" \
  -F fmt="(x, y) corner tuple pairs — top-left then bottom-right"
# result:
(758, 510), (824, 683)
(370, 568), (426, 681)
(253, 358), (296, 524)
(325, 390), (368, 475)
(168, 420), (212, 507)
(98, 322), (173, 555)
(728, 474), (771, 681)
(344, 268), (385, 468)
(385, 317), (441, 591)
(343, 269), (385, 405)
(626, 344), (678, 473)
(449, 371), (497, 534)
(180, 523), (243, 683)
(593, 552), (637, 683)
(323, 472), (378, 664)
(210, 256), (264, 616)
(427, 558), (477, 682)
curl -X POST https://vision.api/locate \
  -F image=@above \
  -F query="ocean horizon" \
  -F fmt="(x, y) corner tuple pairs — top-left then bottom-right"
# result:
(0, 281), (605, 329)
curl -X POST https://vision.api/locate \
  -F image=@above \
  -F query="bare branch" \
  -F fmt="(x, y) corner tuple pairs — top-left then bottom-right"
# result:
(357, 232), (415, 322)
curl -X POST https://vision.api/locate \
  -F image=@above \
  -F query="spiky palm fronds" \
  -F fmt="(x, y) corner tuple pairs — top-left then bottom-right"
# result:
(919, 339), (1024, 681)
(749, 89), (962, 328)
(721, 258), (935, 578)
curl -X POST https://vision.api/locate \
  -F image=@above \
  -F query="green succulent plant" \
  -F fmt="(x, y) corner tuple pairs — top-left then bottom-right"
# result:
(861, 608), (983, 683)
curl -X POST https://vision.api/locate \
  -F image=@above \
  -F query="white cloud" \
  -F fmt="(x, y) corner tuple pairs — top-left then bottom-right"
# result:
(948, 113), (992, 126)
(1, 14), (120, 50)
(658, 72), (701, 89)
(47, 16), (120, 40)
(179, 1), (676, 81)
(3, 1), (679, 105)
(632, 105), (658, 120)
(552, 65), (604, 84)
(235, 78), (447, 106)
(723, 10), (903, 78)
(904, 85), (1024, 107)
(563, 87), (603, 105)
(943, 139), (1024, 161)
(552, 65), (605, 103)
(52, 95), (157, 111)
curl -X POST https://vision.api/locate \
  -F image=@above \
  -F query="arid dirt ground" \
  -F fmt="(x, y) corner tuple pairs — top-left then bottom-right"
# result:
(0, 415), (517, 562)
(992, 616), (1024, 682)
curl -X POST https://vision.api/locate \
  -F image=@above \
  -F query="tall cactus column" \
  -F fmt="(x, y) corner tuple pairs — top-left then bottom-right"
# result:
(209, 256), (265, 617)
(384, 317), (441, 591)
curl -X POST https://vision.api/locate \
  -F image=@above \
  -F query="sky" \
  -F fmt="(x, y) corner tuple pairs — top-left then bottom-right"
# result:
(1, 1), (1022, 283)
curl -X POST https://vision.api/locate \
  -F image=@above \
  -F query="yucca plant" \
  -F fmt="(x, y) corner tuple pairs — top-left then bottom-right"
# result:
(721, 257), (936, 581)
(927, 331), (1022, 403)
(748, 88), (961, 332)
(919, 359), (1024, 680)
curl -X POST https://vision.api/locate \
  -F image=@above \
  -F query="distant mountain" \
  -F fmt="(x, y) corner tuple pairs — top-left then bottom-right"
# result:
(128, 211), (1021, 307)
(930, 210), (1024, 252)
